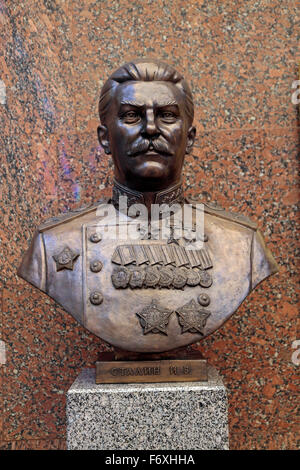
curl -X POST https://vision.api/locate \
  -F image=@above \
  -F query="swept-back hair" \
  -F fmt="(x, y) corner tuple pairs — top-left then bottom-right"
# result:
(99, 59), (194, 125)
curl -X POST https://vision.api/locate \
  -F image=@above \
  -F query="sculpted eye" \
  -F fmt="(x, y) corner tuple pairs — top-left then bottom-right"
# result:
(122, 111), (140, 123)
(160, 111), (177, 122)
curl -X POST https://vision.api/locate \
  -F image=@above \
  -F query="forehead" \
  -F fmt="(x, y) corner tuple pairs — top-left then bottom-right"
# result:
(113, 81), (185, 108)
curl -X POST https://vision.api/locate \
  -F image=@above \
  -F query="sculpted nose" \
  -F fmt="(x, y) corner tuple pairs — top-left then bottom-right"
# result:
(144, 110), (159, 137)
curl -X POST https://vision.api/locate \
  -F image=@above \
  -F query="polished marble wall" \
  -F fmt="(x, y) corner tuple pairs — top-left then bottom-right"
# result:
(0, 0), (299, 449)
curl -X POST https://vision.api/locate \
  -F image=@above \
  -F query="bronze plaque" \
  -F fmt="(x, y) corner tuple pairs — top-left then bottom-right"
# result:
(95, 359), (207, 384)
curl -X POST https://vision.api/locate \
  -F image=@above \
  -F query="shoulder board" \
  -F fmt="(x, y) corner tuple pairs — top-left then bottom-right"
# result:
(186, 196), (257, 231)
(38, 197), (111, 233)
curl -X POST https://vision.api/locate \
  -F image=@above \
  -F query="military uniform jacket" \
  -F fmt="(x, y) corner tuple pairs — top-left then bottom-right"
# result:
(18, 197), (278, 352)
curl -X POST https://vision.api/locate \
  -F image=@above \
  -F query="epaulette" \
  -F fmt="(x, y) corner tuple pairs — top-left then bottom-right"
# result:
(38, 197), (111, 233)
(186, 196), (258, 231)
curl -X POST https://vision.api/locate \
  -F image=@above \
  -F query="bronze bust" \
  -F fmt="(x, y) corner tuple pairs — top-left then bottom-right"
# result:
(18, 60), (278, 352)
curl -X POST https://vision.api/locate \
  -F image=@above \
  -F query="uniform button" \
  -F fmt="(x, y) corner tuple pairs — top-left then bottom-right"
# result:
(90, 232), (102, 243)
(90, 291), (103, 305)
(90, 260), (103, 273)
(198, 293), (210, 307)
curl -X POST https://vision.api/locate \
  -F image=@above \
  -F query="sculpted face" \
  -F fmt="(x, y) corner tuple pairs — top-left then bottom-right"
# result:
(98, 81), (196, 192)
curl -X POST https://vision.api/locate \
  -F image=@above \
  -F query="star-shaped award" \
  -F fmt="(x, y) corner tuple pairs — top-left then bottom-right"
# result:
(176, 299), (210, 335)
(166, 224), (181, 245)
(53, 246), (79, 271)
(136, 300), (173, 335)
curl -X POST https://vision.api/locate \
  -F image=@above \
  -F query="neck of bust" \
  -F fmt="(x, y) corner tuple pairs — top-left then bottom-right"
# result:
(112, 179), (184, 217)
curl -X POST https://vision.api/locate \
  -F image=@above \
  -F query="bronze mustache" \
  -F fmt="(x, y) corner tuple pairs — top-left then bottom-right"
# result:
(127, 138), (174, 157)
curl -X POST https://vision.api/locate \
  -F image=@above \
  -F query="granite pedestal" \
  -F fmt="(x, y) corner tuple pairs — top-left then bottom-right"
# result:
(66, 365), (229, 450)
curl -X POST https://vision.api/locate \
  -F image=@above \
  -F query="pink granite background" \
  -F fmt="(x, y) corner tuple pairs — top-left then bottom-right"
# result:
(0, 0), (299, 449)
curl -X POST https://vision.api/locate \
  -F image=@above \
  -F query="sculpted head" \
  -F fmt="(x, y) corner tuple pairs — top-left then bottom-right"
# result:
(98, 60), (196, 192)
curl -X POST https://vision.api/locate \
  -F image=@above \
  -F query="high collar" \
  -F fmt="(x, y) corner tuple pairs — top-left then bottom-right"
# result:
(112, 179), (184, 215)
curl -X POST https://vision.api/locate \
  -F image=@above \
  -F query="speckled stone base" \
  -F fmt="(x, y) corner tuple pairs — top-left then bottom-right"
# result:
(66, 366), (229, 450)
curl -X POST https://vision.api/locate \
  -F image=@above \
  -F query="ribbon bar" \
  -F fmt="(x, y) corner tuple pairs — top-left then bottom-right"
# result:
(112, 244), (212, 270)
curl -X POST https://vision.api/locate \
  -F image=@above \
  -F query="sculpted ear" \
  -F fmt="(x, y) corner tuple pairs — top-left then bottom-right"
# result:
(186, 126), (196, 154)
(97, 125), (111, 155)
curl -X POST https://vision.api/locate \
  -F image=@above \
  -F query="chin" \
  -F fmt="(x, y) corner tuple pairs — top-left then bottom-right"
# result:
(132, 161), (169, 180)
